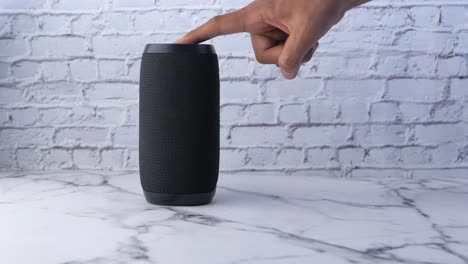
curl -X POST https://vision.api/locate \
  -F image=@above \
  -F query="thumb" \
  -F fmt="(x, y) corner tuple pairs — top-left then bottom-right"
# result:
(278, 31), (313, 80)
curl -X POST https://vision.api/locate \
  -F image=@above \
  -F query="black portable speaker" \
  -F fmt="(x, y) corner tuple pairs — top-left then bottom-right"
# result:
(139, 44), (220, 206)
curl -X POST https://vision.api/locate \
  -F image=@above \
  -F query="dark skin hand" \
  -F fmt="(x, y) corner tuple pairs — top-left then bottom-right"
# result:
(176, 0), (371, 79)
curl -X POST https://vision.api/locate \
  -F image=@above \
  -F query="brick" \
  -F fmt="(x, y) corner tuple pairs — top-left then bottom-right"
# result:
(93, 107), (125, 126)
(430, 101), (464, 122)
(219, 58), (251, 78)
(0, 149), (13, 169)
(33, 82), (83, 103)
(73, 149), (99, 169)
(306, 148), (335, 166)
(370, 102), (401, 122)
(0, 39), (27, 58)
(339, 100), (369, 123)
(220, 149), (246, 169)
(99, 59), (126, 80)
(55, 127), (108, 146)
(0, 88), (24, 104)
(276, 148), (303, 166)
(16, 148), (41, 169)
(31, 36), (87, 57)
(101, 13), (133, 32)
(440, 7), (468, 27)
(8, 108), (39, 126)
(212, 33), (252, 55)
(245, 104), (276, 124)
(436, 56), (466, 77)
(127, 59), (141, 81)
(401, 147), (431, 165)
(41, 62), (68, 81)
(38, 107), (71, 125)
(0, 128), (52, 147)
(396, 31), (452, 53)
(365, 147), (400, 166)
(373, 55), (407, 77)
(309, 100), (339, 123)
(11, 61), (40, 79)
(455, 33), (468, 53)
(451, 79), (468, 99)
(40, 15), (71, 34)
(0, 109), (8, 125)
(407, 55), (436, 77)
(354, 125), (407, 146)
(307, 56), (346, 77)
(410, 7), (440, 28)
(114, 0), (154, 8)
(93, 35), (144, 57)
(1, 0), (46, 9)
(53, 0), (105, 10)
(386, 79), (444, 102)
(72, 15), (97, 35)
(220, 105), (244, 124)
(126, 105), (138, 125)
(70, 59), (97, 81)
(126, 149), (139, 169)
(325, 79), (382, 100)
(86, 83), (138, 101)
(41, 148), (72, 169)
(265, 79), (321, 100)
(220, 81), (258, 101)
(157, 0), (213, 7)
(293, 126), (349, 146)
(279, 104), (307, 123)
(231, 126), (286, 145)
(415, 124), (465, 144)
(11, 15), (37, 34)
(113, 126), (137, 146)
(338, 147), (364, 165)
(246, 147), (275, 166)
(100, 149), (124, 169)
(0, 62), (9, 80)
(399, 103), (431, 122)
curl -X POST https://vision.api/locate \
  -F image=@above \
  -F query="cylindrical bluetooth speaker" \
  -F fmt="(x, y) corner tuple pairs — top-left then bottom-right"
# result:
(139, 44), (220, 206)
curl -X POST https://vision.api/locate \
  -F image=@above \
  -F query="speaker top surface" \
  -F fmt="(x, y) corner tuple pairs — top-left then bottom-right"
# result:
(144, 43), (216, 54)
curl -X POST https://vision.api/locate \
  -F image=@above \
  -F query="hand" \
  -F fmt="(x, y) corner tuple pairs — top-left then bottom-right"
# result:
(176, 0), (370, 79)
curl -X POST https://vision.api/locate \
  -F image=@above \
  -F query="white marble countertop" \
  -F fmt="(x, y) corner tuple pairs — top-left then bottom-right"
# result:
(1, 171), (467, 264)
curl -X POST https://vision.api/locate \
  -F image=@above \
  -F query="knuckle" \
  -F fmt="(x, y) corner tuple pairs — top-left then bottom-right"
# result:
(278, 56), (297, 70)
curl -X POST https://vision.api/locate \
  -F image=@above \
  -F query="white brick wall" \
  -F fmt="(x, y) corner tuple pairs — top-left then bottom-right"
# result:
(0, 0), (467, 177)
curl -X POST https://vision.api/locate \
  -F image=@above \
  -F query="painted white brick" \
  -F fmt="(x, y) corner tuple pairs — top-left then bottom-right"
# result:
(220, 81), (258, 101)
(431, 101), (464, 122)
(245, 104), (276, 124)
(370, 102), (401, 122)
(325, 80), (382, 100)
(0, 62), (9, 80)
(157, 0), (213, 7)
(407, 55), (436, 77)
(440, 7), (468, 27)
(126, 105), (138, 126)
(100, 149), (124, 169)
(401, 147), (431, 165)
(306, 148), (335, 166)
(338, 147), (364, 165)
(102, 13), (134, 32)
(455, 33), (468, 53)
(279, 104), (307, 123)
(220, 105), (244, 124)
(265, 79), (321, 100)
(339, 100), (368, 123)
(309, 100), (339, 123)
(31, 36), (88, 58)
(0, 149), (13, 168)
(93, 36), (144, 57)
(0, 128), (52, 147)
(246, 147), (275, 166)
(365, 147), (400, 166)
(8, 108), (39, 126)
(86, 83), (138, 101)
(41, 62), (68, 81)
(115, 0), (155, 8)
(0, 109), (8, 125)
(33, 82), (83, 103)
(307, 56), (346, 77)
(99, 59), (126, 80)
(40, 15), (71, 34)
(41, 148), (72, 169)
(386, 79), (444, 102)
(71, 15), (97, 35)
(0, 88), (24, 104)
(73, 149), (99, 169)
(126, 149), (139, 169)
(16, 148), (41, 169)
(39, 107), (71, 125)
(410, 6), (440, 28)
(0, 39), (27, 58)
(127, 59), (141, 81)
(415, 124), (465, 144)
(436, 56), (466, 77)
(53, 0), (105, 10)
(113, 126), (137, 146)
(431, 143), (459, 165)
(70, 59), (97, 81)
(231, 126), (286, 145)
(354, 125), (406, 146)
(219, 58), (251, 78)
(374, 55), (407, 77)
(276, 148), (303, 166)
(396, 31), (452, 53)
(212, 34), (252, 55)
(55, 127), (108, 146)
(293, 126), (349, 146)
(451, 79), (468, 99)
(399, 103), (431, 122)
(12, 61), (40, 79)
(11, 15), (37, 34)
(1, 0), (46, 9)
(220, 149), (245, 169)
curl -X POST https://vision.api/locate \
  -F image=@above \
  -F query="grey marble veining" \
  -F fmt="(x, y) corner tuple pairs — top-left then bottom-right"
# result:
(1, 171), (467, 264)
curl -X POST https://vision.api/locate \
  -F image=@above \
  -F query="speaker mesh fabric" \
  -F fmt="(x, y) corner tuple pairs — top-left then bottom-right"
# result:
(139, 52), (220, 194)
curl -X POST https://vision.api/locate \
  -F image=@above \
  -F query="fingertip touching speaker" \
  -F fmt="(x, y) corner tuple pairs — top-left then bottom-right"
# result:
(139, 44), (220, 206)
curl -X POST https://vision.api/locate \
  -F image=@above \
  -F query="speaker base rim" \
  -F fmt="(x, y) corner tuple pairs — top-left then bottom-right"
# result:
(144, 189), (216, 206)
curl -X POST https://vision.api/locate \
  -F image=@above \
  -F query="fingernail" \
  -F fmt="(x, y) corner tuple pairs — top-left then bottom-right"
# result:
(281, 69), (297, 80)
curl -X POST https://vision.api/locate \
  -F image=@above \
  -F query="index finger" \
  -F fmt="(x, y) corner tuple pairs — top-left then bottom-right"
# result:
(176, 9), (247, 44)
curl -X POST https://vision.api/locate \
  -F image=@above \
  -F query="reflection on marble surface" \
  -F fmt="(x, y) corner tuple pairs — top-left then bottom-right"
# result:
(0, 170), (467, 264)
